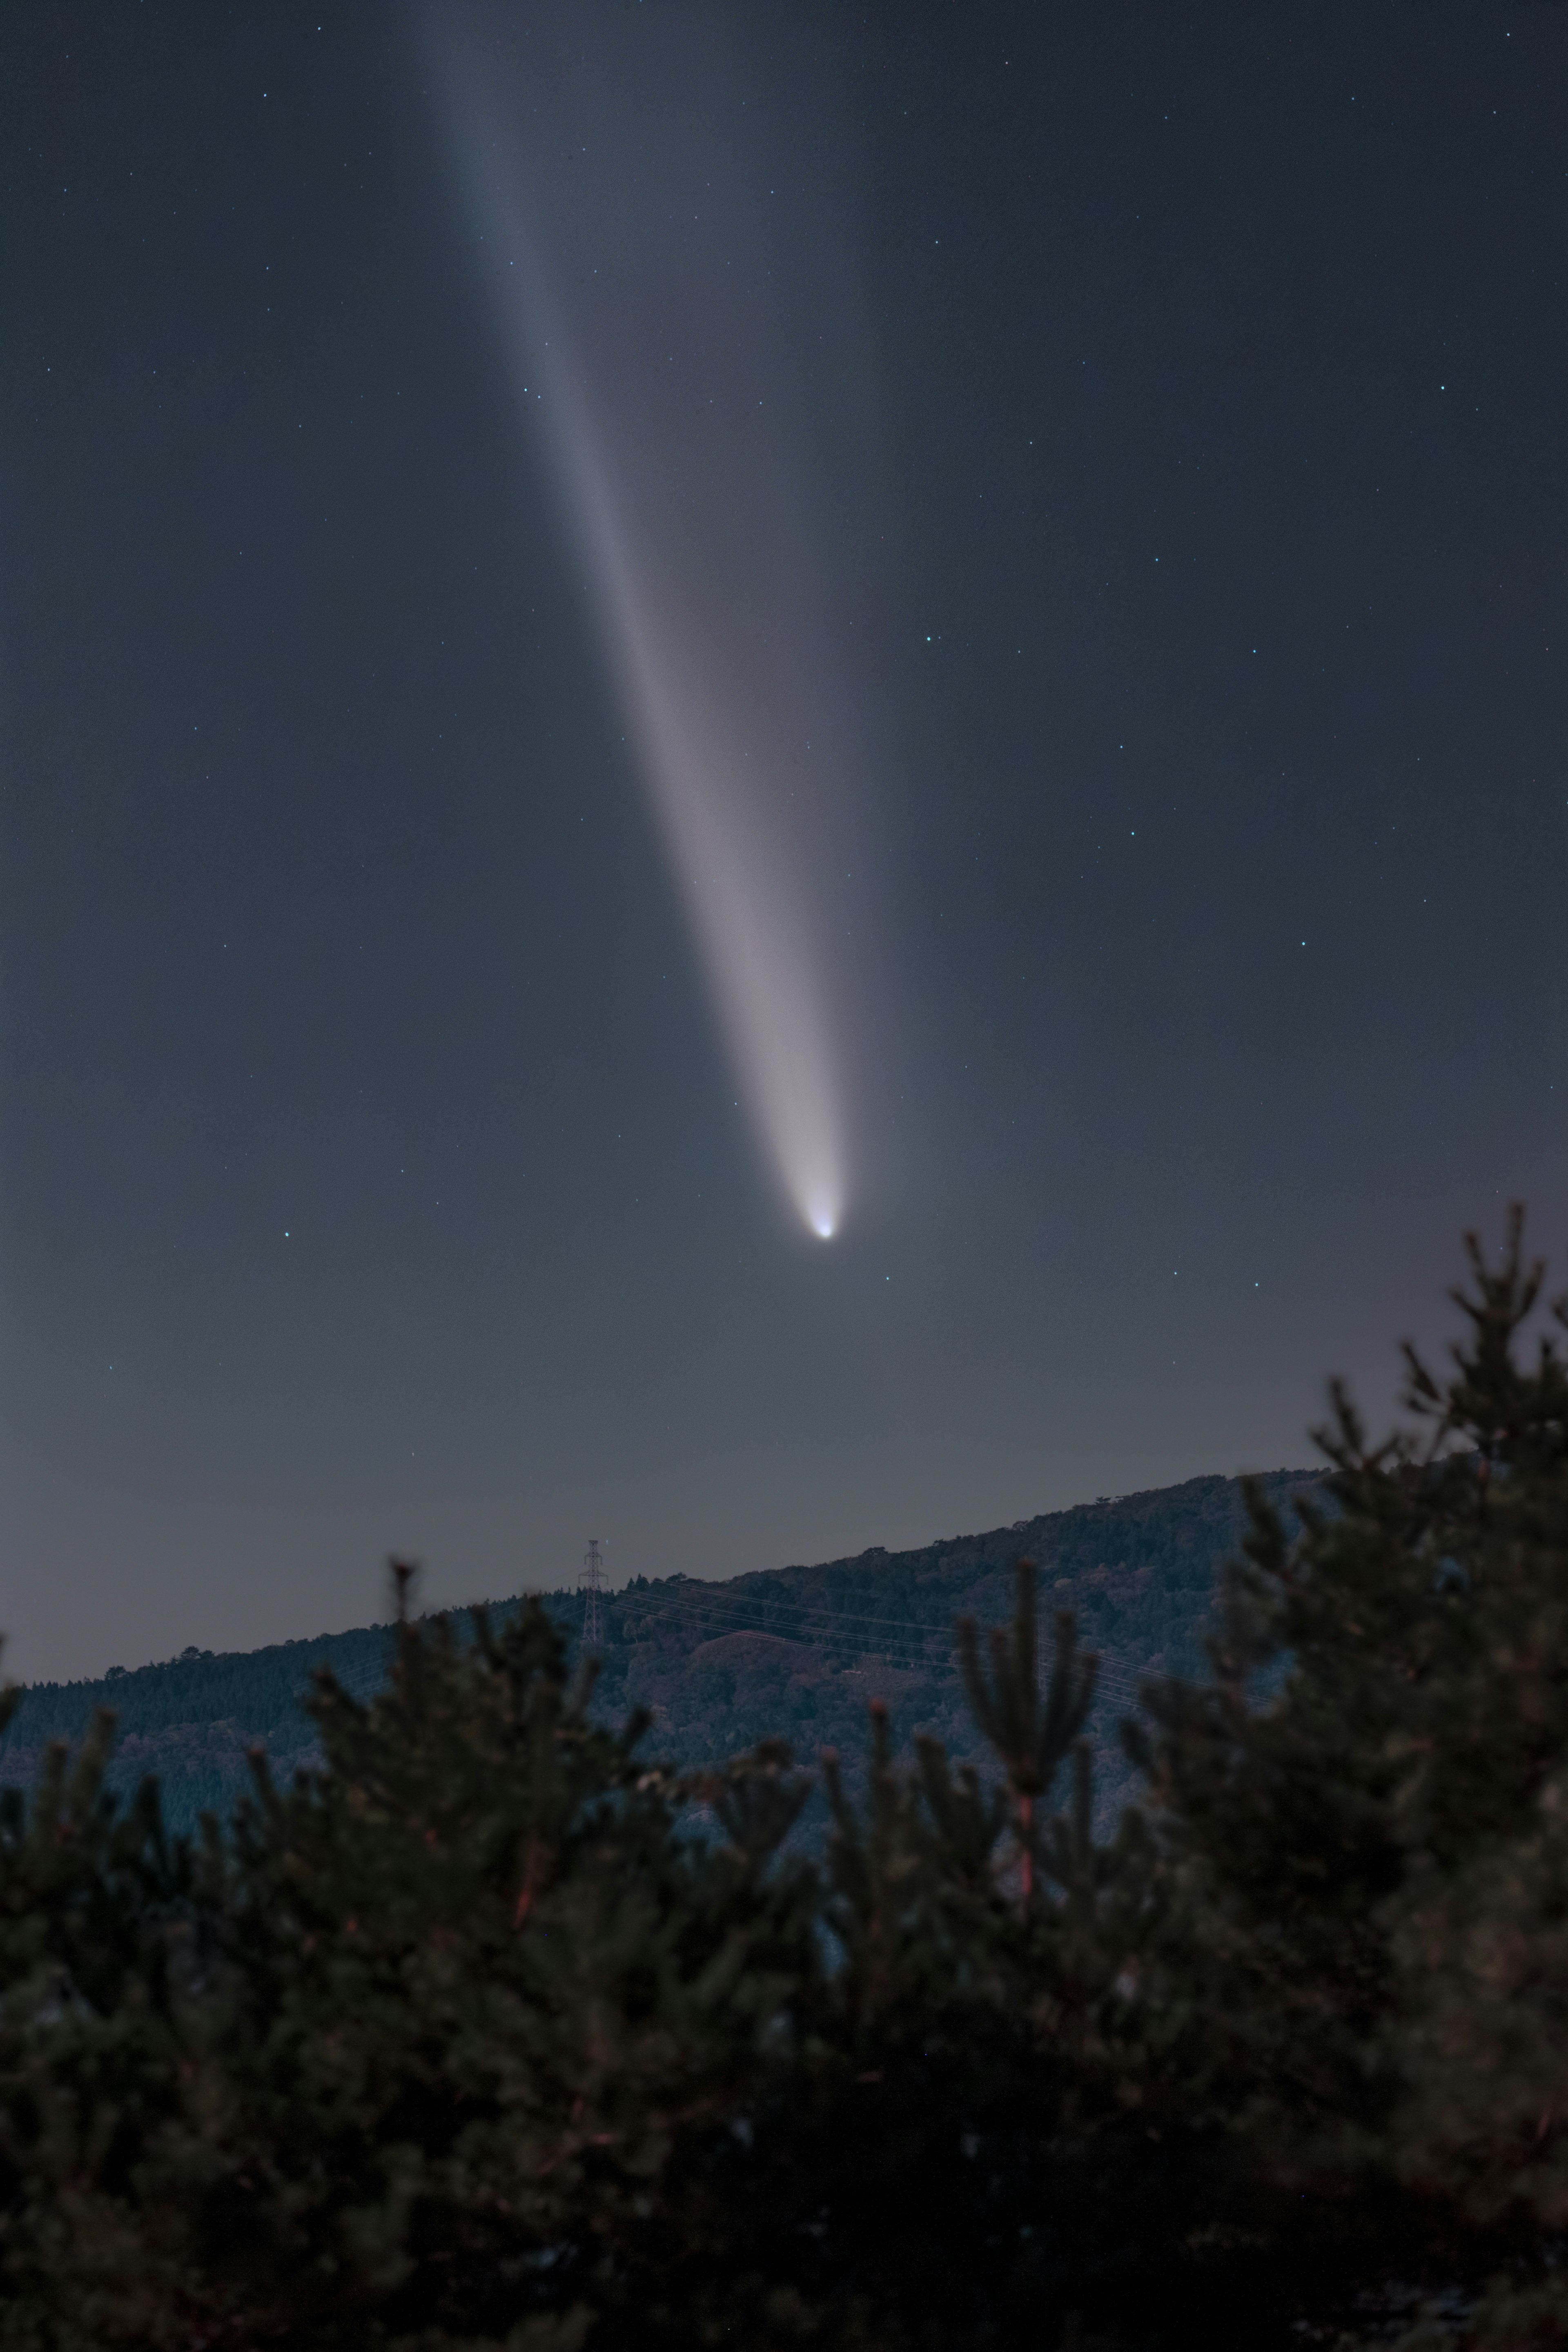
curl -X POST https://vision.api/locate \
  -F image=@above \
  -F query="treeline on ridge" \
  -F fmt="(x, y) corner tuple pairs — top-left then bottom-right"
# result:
(0, 1469), (1324, 1836)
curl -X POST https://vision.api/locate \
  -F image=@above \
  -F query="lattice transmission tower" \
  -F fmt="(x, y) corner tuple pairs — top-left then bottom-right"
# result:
(579, 1538), (607, 1651)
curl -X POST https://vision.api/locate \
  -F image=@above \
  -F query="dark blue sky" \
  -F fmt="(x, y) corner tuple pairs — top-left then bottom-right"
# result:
(3, 1), (1564, 1681)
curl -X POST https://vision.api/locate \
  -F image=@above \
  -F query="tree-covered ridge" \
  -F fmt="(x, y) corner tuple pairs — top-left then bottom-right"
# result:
(0, 1470), (1323, 1833)
(0, 1625), (398, 1833)
(593, 1469), (1325, 1823)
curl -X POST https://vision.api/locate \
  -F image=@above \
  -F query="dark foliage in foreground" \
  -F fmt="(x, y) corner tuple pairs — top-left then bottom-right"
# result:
(3, 1215), (1568, 2350)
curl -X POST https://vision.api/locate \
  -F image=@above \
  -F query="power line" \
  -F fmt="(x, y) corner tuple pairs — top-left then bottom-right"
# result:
(615, 1567), (1187, 1654)
(617, 1576), (1005, 1645)
(598, 1581), (1159, 1709)
(615, 1576), (1152, 1675)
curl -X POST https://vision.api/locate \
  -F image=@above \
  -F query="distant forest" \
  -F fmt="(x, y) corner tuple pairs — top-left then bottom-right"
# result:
(0, 1470), (1324, 1835)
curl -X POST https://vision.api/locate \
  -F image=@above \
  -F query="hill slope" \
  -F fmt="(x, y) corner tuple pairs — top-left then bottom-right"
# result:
(0, 1469), (1325, 1833)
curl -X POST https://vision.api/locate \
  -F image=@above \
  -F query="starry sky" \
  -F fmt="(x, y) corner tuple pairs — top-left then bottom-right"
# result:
(3, 1), (1564, 1682)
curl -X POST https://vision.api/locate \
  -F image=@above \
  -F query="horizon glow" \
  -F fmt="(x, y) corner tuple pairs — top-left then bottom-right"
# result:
(425, 9), (860, 1241)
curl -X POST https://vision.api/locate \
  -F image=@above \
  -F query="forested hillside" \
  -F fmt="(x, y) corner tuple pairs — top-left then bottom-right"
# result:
(0, 1468), (1323, 1833)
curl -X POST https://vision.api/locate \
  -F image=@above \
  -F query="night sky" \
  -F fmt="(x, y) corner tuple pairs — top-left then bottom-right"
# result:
(4, 2), (1564, 1683)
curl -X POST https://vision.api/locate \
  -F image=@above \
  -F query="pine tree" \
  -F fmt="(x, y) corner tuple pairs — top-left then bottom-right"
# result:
(1133, 1208), (1568, 2344)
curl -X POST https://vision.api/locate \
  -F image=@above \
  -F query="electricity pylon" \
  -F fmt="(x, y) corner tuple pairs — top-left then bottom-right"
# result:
(579, 1538), (606, 1650)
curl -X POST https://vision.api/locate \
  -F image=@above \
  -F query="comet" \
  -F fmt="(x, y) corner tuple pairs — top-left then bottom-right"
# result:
(422, 7), (863, 1241)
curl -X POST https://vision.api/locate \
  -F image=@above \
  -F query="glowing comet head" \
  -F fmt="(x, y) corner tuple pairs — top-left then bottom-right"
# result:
(795, 1155), (843, 1242)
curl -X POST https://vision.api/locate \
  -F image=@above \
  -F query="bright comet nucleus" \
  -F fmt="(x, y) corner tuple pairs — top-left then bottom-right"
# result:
(425, 7), (870, 1240)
